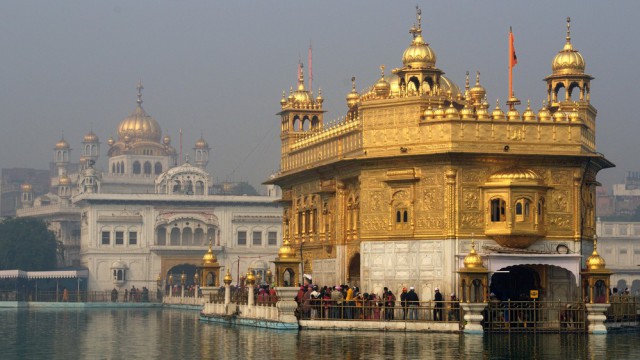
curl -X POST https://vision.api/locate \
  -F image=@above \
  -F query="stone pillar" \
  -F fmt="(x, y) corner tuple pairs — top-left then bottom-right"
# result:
(224, 283), (231, 305)
(585, 303), (610, 334)
(461, 303), (487, 334)
(247, 283), (254, 307)
(275, 287), (299, 323)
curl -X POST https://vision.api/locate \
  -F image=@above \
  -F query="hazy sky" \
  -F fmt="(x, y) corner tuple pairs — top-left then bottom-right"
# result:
(1, 1), (638, 191)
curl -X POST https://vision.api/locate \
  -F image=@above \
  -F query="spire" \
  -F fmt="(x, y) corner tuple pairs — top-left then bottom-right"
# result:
(136, 81), (144, 106)
(566, 16), (571, 44)
(380, 64), (386, 78)
(410, 5), (423, 38)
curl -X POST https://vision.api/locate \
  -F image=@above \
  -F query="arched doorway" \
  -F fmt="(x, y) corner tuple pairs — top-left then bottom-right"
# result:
(167, 264), (198, 287)
(348, 253), (360, 287)
(490, 265), (541, 301)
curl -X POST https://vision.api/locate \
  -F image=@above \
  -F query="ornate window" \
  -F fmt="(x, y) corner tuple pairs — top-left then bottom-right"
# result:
(268, 231), (278, 246)
(253, 231), (262, 246)
(129, 231), (137, 245)
(101, 231), (110, 245)
(515, 198), (532, 222)
(490, 198), (506, 222)
(133, 161), (141, 174)
(144, 161), (152, 175)
(237, 231), (247, 246)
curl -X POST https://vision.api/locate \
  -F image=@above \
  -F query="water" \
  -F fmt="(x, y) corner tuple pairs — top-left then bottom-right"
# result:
(0, 308), (638, 360)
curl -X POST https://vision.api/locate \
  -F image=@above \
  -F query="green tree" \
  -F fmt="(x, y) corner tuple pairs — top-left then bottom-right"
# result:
(0, 217), (58, 270)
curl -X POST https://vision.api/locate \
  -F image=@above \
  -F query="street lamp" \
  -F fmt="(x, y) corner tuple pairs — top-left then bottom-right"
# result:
(180, 271), (186, 298)
(194, 271), (200, 298)
(169, 273), (174, 298)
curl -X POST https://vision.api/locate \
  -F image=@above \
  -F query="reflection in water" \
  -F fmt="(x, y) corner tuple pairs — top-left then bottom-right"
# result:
(0, 308), (638, 359)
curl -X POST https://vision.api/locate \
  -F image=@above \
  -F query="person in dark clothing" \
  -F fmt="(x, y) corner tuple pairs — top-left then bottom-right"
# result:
(400, 287), (408, 320)
(406, 287), (420, 320)
(434, 287), (444, 321)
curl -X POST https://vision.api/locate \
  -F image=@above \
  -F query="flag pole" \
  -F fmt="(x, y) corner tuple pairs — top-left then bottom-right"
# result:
(507, 26), (520, 110)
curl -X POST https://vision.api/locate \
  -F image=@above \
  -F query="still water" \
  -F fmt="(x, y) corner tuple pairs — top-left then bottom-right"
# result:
(0, 308), (638, 360)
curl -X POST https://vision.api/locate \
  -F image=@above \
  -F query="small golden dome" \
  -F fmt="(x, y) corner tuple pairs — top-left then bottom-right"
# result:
(83, 131), (99, 143)
(246, 270), (255, 285)
(433, 104), (445, 120)
(460, 104), (475, 120)
(316, 88), (324, 103)
(476, 100), (490, 120)
(492, 100), (505, 120)
(423, 106), (434, 120)
(346, 77), (359, 109)
(586, 237), (606, 270)
(374, 66), (391, 98)
(553, 111), (567, 122)
(107, 137), (115, 146)
(194, 137), (209, 150)
(469, 72), (486, 105)
(569, 107), (581, 123)
(402, 33), (436, 69)
(223, 269), (233, 285)
(21, 183), (32, 192)
(507, 107), (521, 121)
(463, 241), (484, 269)
(523, 100), (537, 121)
(55, 137), (70, 150)
(538, 102), (552, 122)
(58, 175), (72, 186)
(445, 102), (460, 120)
(488, 167), (543, 183)
(440, 76), (461, 99)
(280, 91), (287, 106)
(552, 18), (585, 75)
(277, 239), (297, 259)
(202, 249), (217, 266)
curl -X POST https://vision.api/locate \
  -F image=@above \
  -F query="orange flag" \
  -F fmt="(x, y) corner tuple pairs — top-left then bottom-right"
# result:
(509, 27), (518, 68)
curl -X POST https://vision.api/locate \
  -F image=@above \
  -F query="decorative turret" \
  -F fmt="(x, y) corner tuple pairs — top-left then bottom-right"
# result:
(20, 183), (33, 208)
(581, 236), (612, 304)
(81, 130), (100, 169)
(54, 135), (71, 177)
(457, 238), (489, 303)
(198, 239), (221, 288)
(193, 133), (210, 170)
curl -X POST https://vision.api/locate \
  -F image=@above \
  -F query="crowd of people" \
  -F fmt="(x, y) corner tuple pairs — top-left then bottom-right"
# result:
(292, 283), (460, 322)
(111, 286), (151, 302)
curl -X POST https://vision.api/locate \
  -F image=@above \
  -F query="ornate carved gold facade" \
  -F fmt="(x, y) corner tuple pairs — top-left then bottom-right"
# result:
(268, 9), (613, 282)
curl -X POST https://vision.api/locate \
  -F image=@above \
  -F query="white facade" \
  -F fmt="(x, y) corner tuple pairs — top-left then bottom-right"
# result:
(596, 219), (640, 294)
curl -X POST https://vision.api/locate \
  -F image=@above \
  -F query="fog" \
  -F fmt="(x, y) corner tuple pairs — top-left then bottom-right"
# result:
(1, 1), (638, 190)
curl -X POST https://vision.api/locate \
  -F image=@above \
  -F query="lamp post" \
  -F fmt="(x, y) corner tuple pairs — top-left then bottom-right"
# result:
(156, 273), (162, 302)
(180, 272), (186, 299)
(169, 273), (174, 299)
(194, 271), (200, 298)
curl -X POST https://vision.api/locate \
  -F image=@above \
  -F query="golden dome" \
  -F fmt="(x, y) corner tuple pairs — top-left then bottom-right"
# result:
(402, 32), (436, 69)
(445, 102), (460, 120)
(439, 76), (461, 99)
(117, 84), (162, 143)
(346, 77), (360, 109)
(488, 167), (543, 183)
(83, 131), (99, 143)
(202, 238), (218, 265)
(586, 237), (606, 270)
(21, 183), (32, 192)
(469, 72), (486, 104)
(55, 137), (70, 150)
(553, 111), (567, 122)
(460, 104), (475, 120)
(374, 66), (391, 98)
(552, 18), (585, 75)
(423, 106), (434, 120)
(277, 239), (298, 260)
(280, 91), (287, 106)
(433, 104), (445, 120)
(523, 100), (537, 121)
(316, 88), (324, 103)
(194, 137), (209, 150)
(491, 100), (505, 120)
(538, 102), (552, 121)
(476, 100), (490, 120)
(58, 175), (72, 186)
(507, 107), (521, 121)
(223, 269), (233, 285)
(246, 270), (256, 285)
(463, 241), (485, 269)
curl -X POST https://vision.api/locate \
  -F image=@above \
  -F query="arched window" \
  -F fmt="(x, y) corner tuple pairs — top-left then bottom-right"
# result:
(183, 227), (193, 245)
(112, 163), (116, 173)
(515, 199), (532, 222)
(172, 180), (181, 194)
(195, 181), (204, 195)
(156, 227), (166, 246)
(120, 161), (125, 174)
(170, 227), (180, 246)
(185, 181), (194, 195)
(133, 161), (141, 174)
(194, 228), (205, 245)
(143, 161), (152, 175)
(154, 162), (163, 175)
(490, 198), (506, 222)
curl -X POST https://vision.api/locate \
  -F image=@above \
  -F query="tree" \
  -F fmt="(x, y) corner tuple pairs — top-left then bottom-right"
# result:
(0, 217), (58, 270)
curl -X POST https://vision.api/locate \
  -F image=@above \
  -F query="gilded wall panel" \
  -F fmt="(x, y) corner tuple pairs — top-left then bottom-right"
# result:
(550, 189), (570, 212)
(415, 215), (445, 229)
(548, 214), (572, 230)
(362, 215), (386, 231)
(460, 212), (483, 229)
(461, 169), (487, 183)
(551, 170), (570, 185)
(462, 188), (480, 210)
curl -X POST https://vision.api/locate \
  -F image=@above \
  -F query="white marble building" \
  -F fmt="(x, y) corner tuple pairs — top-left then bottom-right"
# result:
(596, 218), (640, 294)
(17, 84), (282, 291)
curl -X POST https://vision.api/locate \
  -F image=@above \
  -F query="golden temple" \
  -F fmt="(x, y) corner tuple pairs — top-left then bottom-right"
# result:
(268, 9), (613, 302)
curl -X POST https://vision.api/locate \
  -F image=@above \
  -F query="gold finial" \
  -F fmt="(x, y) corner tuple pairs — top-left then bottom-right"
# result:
(476, 71), (481, 86)
(136, 81), (144, 105)
(566, 17), (571, 43)
(416, 5), (422, 30)
(593, 234), (597, 251)
(380, 65), (385, 78)
(351, 76), (356, 91)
